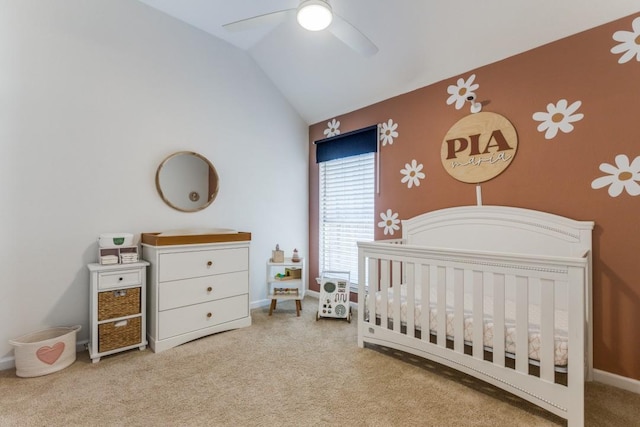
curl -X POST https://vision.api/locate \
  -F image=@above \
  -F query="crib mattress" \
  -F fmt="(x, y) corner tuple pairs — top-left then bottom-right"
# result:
(369, 285), (569, 367)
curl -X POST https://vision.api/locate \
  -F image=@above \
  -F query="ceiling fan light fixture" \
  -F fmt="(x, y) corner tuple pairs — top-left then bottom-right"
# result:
(297, 0), (333, 31)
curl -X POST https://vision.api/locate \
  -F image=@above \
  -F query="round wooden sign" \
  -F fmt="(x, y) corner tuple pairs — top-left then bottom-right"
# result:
(441, 112), (518, 183)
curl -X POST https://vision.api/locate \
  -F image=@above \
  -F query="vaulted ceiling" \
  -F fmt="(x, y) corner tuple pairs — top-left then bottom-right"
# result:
(137, 0), (639, 124)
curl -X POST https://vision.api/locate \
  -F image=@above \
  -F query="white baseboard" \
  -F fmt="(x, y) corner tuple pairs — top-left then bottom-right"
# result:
(0, 355), (14, 371)
(250, 292), (320, 310)
(593, 369), (640, 394)
(77, 339), (89, 354)
(250, 299), (271, 310)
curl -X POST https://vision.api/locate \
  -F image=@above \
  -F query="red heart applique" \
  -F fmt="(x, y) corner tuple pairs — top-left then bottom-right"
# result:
(36, 342), (65, 365)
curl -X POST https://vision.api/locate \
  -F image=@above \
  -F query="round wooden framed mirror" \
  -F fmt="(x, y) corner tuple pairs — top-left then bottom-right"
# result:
(155, 151), (219, 212)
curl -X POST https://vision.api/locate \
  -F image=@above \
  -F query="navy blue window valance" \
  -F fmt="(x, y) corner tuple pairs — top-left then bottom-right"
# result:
(314, 125), (378, 163)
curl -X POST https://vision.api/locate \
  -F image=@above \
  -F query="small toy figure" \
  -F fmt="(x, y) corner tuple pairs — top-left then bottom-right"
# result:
(292, 248), (300, 262)
(271, 244), (284, 263)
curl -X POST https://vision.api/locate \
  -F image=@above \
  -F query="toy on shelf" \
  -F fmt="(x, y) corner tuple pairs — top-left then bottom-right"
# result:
(271, 244), (284, 263)
(291, 248), (300, 262)
(273, 287), (299, 296)
(273, 267), (302, 281)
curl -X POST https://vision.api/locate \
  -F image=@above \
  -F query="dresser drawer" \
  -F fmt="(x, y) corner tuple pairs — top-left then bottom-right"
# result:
(158, 247), (248, 282)
(158, 294), (248, 340)
(159, 271), (248, 311)
(97, 269), (142, 290)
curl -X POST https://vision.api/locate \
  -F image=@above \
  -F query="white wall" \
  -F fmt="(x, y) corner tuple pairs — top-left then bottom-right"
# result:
(0, 0), (309, 367)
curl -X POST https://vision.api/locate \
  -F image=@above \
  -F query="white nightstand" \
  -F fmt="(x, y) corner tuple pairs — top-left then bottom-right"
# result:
(87, 261), (149, 362)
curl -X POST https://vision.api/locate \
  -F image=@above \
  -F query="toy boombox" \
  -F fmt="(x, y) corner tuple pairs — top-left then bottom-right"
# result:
(316, 271), (352, 323)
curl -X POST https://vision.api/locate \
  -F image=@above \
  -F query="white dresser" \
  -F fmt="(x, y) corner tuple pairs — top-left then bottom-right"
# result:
(142, 232), (252, 353)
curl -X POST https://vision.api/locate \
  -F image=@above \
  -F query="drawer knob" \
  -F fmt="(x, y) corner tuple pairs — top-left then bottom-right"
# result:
(118, 277), (123, 281)
(206, 286), (213, 292)
(206, 261), (213, 267)
(206, 312), (212, 319)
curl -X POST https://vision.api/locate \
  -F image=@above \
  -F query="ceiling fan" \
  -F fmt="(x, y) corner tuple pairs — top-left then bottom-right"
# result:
(222, 0), (378, 57)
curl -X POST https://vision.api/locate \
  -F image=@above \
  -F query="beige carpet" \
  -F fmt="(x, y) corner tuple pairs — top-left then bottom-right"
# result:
(1, 297), (639, 426)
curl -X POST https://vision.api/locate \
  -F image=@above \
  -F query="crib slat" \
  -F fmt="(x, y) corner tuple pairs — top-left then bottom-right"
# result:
(367, 258), (378, 326)
(392, 261), (402, 332)
(406, 262), (416, 335)
(415, 264), (429, 340)
(423, 264), (434, 342)
(540, 278), (555, 382)
(454, 268), (465, 352)
(493, 273), (506, 367)
(472, 270), (484, 359)
(416, 264), (427, 340)
(380, 260), (389, 329)
(515, 276), (529, 373)
(437, 266), (447, 347)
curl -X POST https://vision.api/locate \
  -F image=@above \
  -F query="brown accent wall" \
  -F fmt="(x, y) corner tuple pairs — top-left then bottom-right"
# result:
(308, 14), (640, 380)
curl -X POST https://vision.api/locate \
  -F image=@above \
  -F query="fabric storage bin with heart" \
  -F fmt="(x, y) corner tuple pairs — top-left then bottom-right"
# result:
(9, 325), (81, 377)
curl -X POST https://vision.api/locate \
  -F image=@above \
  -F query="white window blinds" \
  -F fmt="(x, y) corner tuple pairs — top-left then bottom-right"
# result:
(319, 152), (375, 285)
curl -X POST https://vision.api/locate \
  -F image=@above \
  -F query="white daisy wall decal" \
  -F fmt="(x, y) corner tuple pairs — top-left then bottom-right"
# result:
(611, 16), (640, 64)
(446, 74), (479, 110)
(324, 118), (341, 137)
(532, 99), (584, 139)
(400, 159), (425, 188)
(591, 154), (640, 197)
(379, 119), (399, 146)
(378, 209), (400, 236)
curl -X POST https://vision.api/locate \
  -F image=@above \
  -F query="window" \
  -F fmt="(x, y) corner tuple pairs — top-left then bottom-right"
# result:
(318, 152), (375, 285)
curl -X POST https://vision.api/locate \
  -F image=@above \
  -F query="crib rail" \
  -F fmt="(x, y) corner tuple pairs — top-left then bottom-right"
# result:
(357, 240), (588, 426)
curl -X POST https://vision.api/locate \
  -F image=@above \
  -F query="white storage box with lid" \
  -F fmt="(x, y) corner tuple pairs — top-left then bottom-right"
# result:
(98, 233), (134, 248)
(9, 325), (81, 377)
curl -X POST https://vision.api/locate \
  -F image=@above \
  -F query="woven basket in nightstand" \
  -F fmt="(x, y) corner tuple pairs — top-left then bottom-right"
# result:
(98, 317), (142, 353)
(97, 288), (141, 321)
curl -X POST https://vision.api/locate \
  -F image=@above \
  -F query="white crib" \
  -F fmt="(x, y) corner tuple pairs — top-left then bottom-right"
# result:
(357, 205), (593, 426)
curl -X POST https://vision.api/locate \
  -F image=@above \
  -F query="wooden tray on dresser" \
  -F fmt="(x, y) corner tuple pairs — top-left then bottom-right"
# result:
(141, 231), (252, 246)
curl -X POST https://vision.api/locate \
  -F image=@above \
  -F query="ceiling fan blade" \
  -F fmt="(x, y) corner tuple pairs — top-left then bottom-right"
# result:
(328, 14), (378, 57)
(223, 9), (295, 32)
